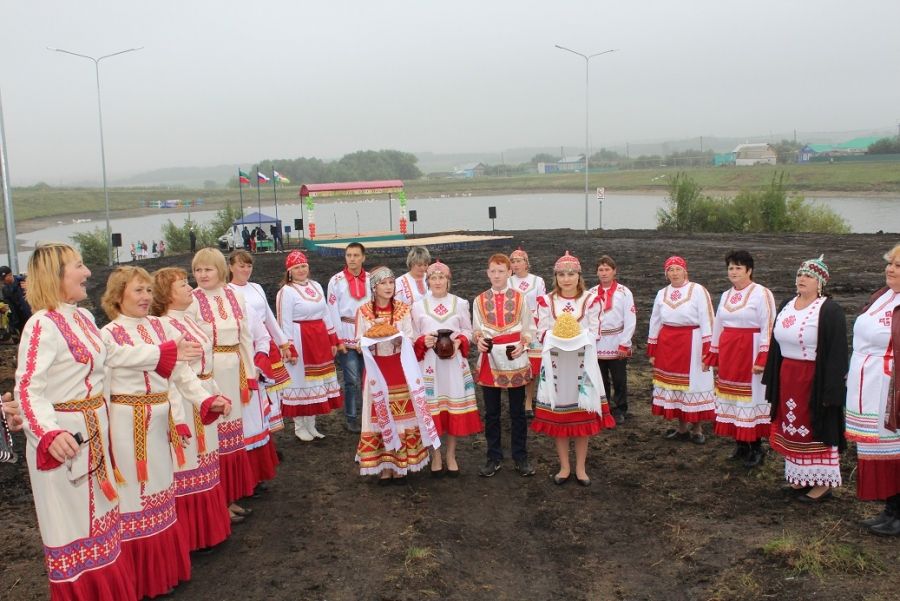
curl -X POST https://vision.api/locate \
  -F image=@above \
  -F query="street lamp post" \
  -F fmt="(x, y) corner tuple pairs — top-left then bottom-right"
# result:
(555, 45), (616, 232)
(47, 46), (144, 266)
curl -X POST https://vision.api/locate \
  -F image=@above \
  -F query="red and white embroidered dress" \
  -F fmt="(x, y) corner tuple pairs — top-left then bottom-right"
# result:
(532, 292), (614, 436)
(101, 314), (219, 599)
(355, 302), (431, 475)
(395, 271), (429, 306)
(162, 308), (231, 551)
(411, 293), (482, 437)
(189, 286), (256, 504)
(229, 280), (290, 432)
(510, 273), (547, 374)
(846, 288), (900, 500)
(770, 297), (841, 487)
(647, 282), (716, 422)
(707, 283), (776, 440)
(276, 280), (343, 416)
(227, 284), (280, 486)
(15, 304), (136, 601)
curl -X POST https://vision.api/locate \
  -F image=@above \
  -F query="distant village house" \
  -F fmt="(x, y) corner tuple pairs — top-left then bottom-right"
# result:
(732, 143), (777, 166)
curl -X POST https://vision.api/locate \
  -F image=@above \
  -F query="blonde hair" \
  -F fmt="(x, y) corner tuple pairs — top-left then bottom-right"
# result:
(227, 249), (253, 283)
(101, 266), (152, 320)
(192, 248), (228, 284)
(883, 243), (900, 263)
(25, 242), (81, 312)
(150, 267), (188, 317)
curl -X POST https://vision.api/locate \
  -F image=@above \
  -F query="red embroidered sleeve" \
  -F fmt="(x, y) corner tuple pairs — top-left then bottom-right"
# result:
(156, 340), (177, 378)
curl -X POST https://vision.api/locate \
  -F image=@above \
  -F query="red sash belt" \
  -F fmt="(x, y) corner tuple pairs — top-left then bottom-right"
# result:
(723, 327), (760, 333)
(479, 332), (522, 384)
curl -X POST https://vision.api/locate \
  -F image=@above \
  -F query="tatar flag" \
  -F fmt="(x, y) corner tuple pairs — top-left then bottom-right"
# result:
(274, 170), (290, 184)
(238, 170), (251, 185)
(257, 172), (270, 184)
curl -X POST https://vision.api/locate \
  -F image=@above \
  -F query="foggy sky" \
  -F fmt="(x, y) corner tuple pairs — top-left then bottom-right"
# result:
(2, 0), (899, 184)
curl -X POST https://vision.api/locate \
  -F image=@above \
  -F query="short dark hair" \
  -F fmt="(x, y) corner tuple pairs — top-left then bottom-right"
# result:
(346, 242), (366, 255)
(596, 255), (617, 270)
(725, 250), (754, 273)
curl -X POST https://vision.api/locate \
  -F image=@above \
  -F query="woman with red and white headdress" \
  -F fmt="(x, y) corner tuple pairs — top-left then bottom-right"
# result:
(276, 250), (343, 442)
(509, 247), (546, 418)
(411, 260), (482, 476)
(647, 256), (716, 444)
(355, 266), (440, 484)
(532, 251), (612, 487)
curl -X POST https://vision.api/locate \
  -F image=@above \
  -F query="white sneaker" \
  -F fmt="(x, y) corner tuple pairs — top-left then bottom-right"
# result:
(294, 417), (314, 442)
(308, 416), (325, 439)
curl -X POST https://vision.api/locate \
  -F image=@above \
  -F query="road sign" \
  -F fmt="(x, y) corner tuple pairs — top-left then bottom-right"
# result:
(596, 187), (605, 201)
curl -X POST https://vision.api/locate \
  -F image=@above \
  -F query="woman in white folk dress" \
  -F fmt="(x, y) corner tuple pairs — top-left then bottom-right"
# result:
(411, 261), (482, 476)
(276, 250), (343, 442)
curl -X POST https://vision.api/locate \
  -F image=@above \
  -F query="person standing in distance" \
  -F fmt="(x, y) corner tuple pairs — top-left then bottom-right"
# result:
(326, 243), (370, 432)
(589, 255), (636, 424)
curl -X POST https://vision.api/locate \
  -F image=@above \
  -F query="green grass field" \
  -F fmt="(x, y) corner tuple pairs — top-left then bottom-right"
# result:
(3, 162), (899, 229)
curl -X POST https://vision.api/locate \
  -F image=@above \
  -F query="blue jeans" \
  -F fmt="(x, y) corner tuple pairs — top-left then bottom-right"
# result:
(337, 349), (363, 423)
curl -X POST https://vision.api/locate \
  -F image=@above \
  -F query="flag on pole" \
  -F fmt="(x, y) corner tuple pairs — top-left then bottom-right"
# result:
(238, 169), (251, 185)
(273, 170), (290, 184)
(257, 172), (270, 184)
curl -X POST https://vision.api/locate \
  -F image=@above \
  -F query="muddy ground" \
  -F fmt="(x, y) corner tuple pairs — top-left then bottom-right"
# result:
(2, 228), (899, 601)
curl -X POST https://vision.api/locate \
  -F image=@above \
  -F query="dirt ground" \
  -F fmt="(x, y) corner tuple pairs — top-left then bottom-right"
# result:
(2, 228), (899, 601)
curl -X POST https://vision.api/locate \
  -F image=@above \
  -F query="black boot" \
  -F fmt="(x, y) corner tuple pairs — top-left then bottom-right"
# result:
(743, 440), (765, 468)
(729, 441), (750, 461)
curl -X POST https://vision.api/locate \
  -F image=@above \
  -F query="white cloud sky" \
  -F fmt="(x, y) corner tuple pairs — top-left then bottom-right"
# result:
(1, 0), (898, 183)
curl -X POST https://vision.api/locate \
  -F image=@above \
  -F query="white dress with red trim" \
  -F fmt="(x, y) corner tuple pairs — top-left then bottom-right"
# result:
(163, 309), (231, 551)
(707, 283), (776, 441)
(14, 304), (136, 601)
(355, 302), (434, 476)
(189, 286), (256, 504)
(770, 297), (841, 488)
(276, 281), (343, 416)
(411, 293), (482, 437)
(846, 288), (900, 500)
(510, 273), (547, 374)
(395, 271), (429, 306)
(101, 314), (217, 599)
(647, 282), (716, 422)
(532, 292), (613, 437)
(472, 287), (536, 388)
(589, 282), (636, 359)
(228, 280), (290, 432)
(227, 286), (279, 486)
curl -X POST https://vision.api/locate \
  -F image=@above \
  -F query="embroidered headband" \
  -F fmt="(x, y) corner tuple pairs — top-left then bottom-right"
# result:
(285, 250), (308, 270)
(664, 256), (687, 273)
(369, 266), (395, 289)
(554, 250), (581, 273)
(510, 247), (529, 264)
(426, 260), (451, 278)
(797, 254), (829, 286)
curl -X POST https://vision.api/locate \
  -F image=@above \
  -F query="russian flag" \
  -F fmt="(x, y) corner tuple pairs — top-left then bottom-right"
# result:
(257, 172), (270, 183)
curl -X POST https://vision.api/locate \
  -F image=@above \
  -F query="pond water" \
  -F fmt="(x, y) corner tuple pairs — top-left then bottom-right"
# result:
(3, 192), (898, 268)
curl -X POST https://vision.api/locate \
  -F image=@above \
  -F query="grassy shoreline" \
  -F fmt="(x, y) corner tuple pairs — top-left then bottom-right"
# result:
(3, 163), (900, 236)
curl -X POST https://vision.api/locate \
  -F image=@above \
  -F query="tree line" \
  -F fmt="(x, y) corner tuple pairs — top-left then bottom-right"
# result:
(229, 149), (422, 187)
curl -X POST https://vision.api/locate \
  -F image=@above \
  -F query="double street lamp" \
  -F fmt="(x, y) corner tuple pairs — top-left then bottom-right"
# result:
(47, 46), (144, 266)
(555, 45), (616, 232)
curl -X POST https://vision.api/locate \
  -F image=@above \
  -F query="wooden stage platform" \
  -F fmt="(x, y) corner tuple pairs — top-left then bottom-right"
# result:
(308, 233), (513, 257)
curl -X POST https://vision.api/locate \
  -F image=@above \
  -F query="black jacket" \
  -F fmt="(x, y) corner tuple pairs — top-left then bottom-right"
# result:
(762, 297), (848, 450)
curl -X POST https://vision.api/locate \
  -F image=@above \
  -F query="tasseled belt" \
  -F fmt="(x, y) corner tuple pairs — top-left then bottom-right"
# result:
(55, 393), (118, 502)
(213, 344), (250, 404)
(110, 392), (169, 483)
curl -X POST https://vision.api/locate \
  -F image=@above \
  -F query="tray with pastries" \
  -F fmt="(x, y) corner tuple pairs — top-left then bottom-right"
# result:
(365, 322), (399, 338)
